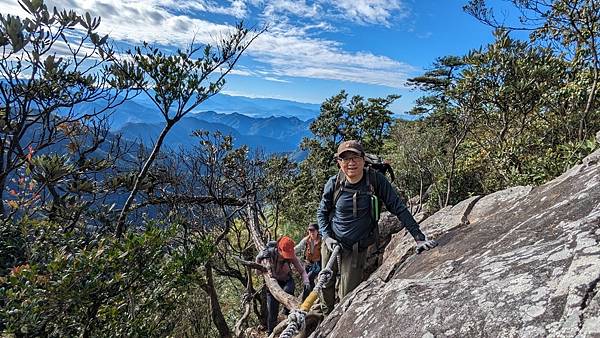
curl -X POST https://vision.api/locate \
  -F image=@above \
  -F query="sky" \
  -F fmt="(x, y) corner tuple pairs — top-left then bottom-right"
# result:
(2, 0), (503, 115)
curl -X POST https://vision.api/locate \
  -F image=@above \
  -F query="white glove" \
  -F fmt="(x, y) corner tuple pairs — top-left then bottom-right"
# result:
(324, 236), (338, 251)
(416, 238), (438, 254)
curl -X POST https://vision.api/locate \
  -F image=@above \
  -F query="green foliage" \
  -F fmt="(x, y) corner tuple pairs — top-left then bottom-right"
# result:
(1, 219), (214, 337)
(0, 0), (124, 219)
(393, 27), (600, 210)
(110, 24), (257, 236)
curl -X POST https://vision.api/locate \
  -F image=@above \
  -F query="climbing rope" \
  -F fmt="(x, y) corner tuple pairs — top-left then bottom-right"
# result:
(278, 309), (306, 338)
(278, 245), (341, 338)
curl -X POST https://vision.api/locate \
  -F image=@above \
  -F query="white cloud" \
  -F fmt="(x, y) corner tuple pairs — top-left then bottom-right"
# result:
(325, 0), (409, 26)
(263, 76), (289, 83)
(163, 0), (249, 19)
(262, 0), (320, 18)
(227, 67), (256, 76)
(250, 32), (416, 88)
(2, 0), (418, 89)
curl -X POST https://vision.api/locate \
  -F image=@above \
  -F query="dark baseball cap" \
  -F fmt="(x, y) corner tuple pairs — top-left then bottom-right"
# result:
(336, 140), (364, 157)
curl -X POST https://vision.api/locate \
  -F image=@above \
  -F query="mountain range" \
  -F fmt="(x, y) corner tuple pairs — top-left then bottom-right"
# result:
(61, 91), (411, 157)
(88, 93), (319, 155)
(117, 113), (311, 154)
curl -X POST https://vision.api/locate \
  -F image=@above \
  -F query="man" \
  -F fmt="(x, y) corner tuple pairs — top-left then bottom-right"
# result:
(294, 223), (322, 298)
(256, 236), (311, 334)
(317, 140), (438, 314)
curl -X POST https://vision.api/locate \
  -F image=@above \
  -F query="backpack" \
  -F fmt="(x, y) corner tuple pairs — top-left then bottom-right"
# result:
(330, 153), (395, 249)
(364, 153), (395, 183)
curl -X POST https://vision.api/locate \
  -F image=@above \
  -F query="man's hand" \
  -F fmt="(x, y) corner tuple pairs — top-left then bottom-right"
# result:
(324, 236), (338, 251)
(416, 238), (438, 254)
(256, 241), (277, 261)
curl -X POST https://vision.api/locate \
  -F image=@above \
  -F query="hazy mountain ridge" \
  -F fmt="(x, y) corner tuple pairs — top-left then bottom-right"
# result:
(127, 92), (320, 122)
(191, 110), (312, 145)
(117, 115), (306, 154)
(66, 92), (317, 154)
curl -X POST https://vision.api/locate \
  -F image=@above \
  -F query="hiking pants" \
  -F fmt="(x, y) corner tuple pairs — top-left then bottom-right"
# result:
(266, 277), (294, 334)
(306, 261), (322, 289)
(301, 261), (322, 300)
(319, 243), (367, 315)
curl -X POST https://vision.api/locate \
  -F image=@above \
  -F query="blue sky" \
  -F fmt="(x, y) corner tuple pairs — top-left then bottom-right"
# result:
(2, 0), (502, 115)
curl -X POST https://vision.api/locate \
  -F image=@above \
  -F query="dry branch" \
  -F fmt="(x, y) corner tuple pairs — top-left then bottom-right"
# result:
(246, 203), (300, 310)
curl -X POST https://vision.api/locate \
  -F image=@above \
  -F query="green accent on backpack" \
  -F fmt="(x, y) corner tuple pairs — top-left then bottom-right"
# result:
(371, 194), (380, 221)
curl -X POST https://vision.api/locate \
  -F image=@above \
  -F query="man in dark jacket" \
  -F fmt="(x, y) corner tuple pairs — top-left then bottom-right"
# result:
(317, 140), (438, 314)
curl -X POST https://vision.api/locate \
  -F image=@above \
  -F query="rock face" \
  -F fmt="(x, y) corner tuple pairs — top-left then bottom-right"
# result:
(312, 148), (600, 338)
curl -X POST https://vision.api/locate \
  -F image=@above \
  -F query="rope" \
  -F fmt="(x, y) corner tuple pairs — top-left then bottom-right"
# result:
(278, 245), (341, 338)
(279, 309), (306, 338)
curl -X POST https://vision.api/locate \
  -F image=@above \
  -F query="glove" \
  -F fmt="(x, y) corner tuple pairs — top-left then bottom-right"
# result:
(256, 241), (277, 261)
(416, 238), (438, 254)
(324, 236), (338, 251)
(302, 283), (311, 300)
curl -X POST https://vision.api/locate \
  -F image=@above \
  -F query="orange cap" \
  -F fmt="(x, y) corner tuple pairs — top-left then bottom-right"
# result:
(277, 236), (295, 260)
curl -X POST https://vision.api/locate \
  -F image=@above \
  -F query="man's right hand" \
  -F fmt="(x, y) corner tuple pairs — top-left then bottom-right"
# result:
(324, 236), (338, 251)
(415, 238), (438, 254)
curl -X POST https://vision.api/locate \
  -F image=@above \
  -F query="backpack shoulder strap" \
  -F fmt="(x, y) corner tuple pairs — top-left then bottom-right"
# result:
(366, 167), (379, 196)
(332, 170), (345, 205)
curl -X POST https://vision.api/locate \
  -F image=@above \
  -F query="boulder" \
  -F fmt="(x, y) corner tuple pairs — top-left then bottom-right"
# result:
(312, 148), (600, 337)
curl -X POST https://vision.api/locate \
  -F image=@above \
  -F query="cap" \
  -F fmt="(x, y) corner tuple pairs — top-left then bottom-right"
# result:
(336, 140), (364, 157)
(277, 236), (296, 260)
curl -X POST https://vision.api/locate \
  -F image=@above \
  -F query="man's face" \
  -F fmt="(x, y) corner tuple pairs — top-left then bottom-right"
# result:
(337, 151), (365, 181)
(308, 227), (318, 239)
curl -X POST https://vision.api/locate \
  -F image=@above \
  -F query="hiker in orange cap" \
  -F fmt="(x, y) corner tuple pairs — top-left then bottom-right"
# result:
(256, 236), (310, 334)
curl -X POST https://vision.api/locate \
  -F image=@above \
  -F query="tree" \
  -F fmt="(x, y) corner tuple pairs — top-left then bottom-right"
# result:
(262, 155), (297, 237)
(112, 25), (263, 237)
(465, 0), (600, 140)
(407, 56), (469, 206)
(457, 30), (569, 188)
(0, 0), (128, 219)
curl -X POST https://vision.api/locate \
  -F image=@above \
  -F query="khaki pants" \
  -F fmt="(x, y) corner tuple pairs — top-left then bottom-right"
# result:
(319, 243), (367, 314)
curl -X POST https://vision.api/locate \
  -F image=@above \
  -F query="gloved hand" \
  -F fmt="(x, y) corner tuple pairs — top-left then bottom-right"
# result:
(256, 241), (277, 261)
(415, 238), (438, 254)
(302, 283), (311, 300)
(324, 236), (338, 251)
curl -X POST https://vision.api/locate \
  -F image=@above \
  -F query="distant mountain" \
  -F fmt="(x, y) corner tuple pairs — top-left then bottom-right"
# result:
(70, 99), (164, 130)
(192, 111), (312, 148)
(128, 92), (320, 121)
(117, 116), (303, 154)
(63, 92), (318, 154)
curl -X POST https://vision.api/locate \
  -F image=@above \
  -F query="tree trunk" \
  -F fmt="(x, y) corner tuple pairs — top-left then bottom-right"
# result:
(579, 65), (598, 140)
(116, 119), (175, 237)
(205, 262), (232, 338)
(0, 175), (6, 219)
(234, 267), (254, 337)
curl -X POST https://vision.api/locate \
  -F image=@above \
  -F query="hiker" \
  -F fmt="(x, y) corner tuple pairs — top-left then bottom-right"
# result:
(256, 236), (311, 334)
(294, 222), (322, 298)
(317, 140), (438, 314)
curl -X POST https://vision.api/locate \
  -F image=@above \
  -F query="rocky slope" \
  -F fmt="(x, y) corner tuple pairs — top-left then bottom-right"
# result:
(312, 138), (600, 337)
